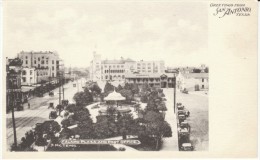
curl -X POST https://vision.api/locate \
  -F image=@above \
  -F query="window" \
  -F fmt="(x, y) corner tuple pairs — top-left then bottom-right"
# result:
(122, 75), (125, 79)
(30, 70), (33, 75)
(22, 77), (26, 82)
(106, 75), (108, 79)
(121, 65), (124, 68)
(38, 64), (40, 68)
(25, 56), (28, 59)
(22, 71), (26, 75)
(46, 60), (48, 64)
(52, 60), (54, 64)
(202, 78), (204, 82)
(117, 65), (119, 68)
(202, 85), (204, 89)
(52, 66), (54, 70)
(34, 60), (36, 64)
(52, 73), (54, 77)
(26, 60), (28, 64)
(38, 58), (40, 61)
(41, 60), (44, 64)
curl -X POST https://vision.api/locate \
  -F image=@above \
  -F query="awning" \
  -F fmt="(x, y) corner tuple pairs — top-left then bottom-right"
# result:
(21, 86), (36, 92)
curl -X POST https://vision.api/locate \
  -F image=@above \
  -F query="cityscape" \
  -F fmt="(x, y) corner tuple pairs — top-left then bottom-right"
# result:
(3, 0), (209, 152)
(6, 51), (208, 151)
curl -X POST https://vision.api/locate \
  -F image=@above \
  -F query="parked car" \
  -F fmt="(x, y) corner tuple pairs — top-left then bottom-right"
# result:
(181, 88), (189, 94)
(49, 91), (54, 97)
(48, 103), (54, 109)
(49, 111), (58, 119)
(177, 105), (184, 110)
(180, 143), (194, 151)
(180, 121), (190, 132)
(178, 114), (186, 121)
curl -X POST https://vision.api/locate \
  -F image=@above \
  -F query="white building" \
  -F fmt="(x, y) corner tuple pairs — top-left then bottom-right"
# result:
(21, 67), (50, 86)
(176, 72), (209, 91)
(89, 52), (102, 81)
(18, 51), (61, 78)
(89, 53), (165, 82)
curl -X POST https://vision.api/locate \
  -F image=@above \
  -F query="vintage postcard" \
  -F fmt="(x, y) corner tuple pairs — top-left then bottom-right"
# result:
(1, 0), (258, 159)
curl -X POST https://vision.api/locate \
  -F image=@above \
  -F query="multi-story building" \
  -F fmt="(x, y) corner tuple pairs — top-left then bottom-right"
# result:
(134, 60), (165, 74)
(6, 58), (23, 112)
(89, 52), (102, 81)
(176, 72), (209, 91)
(125, 73), (176, 88)
(18, 51), (60, 78)
(89, 53), (165, 81)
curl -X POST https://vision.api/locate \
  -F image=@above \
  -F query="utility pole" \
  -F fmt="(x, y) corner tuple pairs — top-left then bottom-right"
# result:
(59, 73), (61, 105)
(174, 74), (176, 113)
(11, 92), (17, 148)
(62, 78), (65, 100)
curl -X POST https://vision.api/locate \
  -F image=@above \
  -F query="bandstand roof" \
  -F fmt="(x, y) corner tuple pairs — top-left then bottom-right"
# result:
(104, 90), (126, 101)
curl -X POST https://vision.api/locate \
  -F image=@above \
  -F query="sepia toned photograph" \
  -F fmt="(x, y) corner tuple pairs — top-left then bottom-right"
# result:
(2, 0), (258, 158)
(4, 0), (208, 152)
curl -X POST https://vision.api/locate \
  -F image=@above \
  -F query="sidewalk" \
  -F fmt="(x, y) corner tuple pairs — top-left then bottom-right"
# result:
(160, 88), (179, 151)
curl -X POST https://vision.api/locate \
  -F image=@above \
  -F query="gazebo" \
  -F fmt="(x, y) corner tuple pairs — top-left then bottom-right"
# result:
(104, 90), (125, 107)
(99, 90), (131, 115)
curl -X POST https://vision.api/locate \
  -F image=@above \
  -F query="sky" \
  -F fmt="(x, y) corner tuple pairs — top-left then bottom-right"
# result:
(3, 0), (208, 68)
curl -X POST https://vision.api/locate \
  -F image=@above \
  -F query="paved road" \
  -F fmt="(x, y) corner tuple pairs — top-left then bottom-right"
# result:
(160, 88), (178, 151)
(6, 78), (86, 150)
(176, 90), (208, 151)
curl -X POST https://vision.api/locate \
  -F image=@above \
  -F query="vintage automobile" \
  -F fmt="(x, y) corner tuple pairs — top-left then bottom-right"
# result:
(178, 110), (186, 115)
(49, 91), (54, 97)
(178, 128), (190, 137)
(49, 111), (58, 119)
(181, 88), (189, 94)
(180, 143), (194, 151)
(178, 114), (186, 121)
(180, 121), (190, 132)
(177, 105), (184, 111)
(48, 102), (54, 109)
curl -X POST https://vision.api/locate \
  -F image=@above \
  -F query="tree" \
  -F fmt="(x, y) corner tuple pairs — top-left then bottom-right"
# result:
(132, 83), (140, 95)
(119, 89), (133, 103)
(59, 127), (74, 139)
(104, 82), (114, 95)
(89, 83), (101, 95)
(117, 113), (135, 139)
(116, 84), (123, 92)
(94, 117), (118, 139)
(143, 111), (172, 150)
(73, 90), (93, 107)
(73, 107), (94, 139)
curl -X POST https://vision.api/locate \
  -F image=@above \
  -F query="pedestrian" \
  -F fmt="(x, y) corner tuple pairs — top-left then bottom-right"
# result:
(28, 103), (30, 109)
(187, 111), (190, 117)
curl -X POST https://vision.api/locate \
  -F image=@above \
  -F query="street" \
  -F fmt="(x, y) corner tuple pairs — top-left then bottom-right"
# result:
(176, 90), (209, 151)
(6, 78), (86, 150)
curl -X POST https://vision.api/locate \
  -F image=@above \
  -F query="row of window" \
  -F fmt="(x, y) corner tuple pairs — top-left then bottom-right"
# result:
(103, 65), (124, 68)
(104, 70), (124, 73)
(102, 75), (125, 79)
(24, 59), (55, 65)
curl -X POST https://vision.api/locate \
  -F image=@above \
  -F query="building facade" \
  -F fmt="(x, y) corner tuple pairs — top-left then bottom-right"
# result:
(125, 73), (175, 88)
(6, 58), (23, 112)
(18, 51), (60, 78)
(176, 72), (209, 91)
(89, 53), (165, 82)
